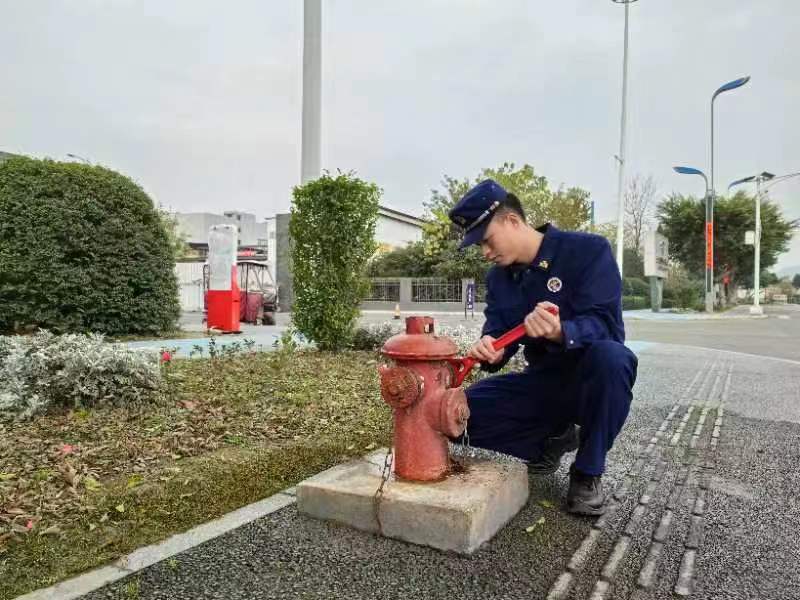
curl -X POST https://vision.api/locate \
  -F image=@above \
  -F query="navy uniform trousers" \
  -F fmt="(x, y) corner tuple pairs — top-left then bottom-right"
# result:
(459, 340), (637, 476)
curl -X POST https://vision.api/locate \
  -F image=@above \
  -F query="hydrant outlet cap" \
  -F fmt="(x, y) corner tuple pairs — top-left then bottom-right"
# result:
(380, 316), (458, 360)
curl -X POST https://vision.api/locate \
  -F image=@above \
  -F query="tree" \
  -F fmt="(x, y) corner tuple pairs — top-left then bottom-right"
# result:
(624, 174), (657, 251)
(421, 175), (471, 256)
(762, 271), (780, 286)
(367, 241), (437, 277)
(290, 171), (380, 351)
(158, 208), (195, 259)
(0, 157), (180, 335)
(417, 163), (593, 281)
(594, 222), (645, 278)
(793, 273), (800, 289)
(657, 191), (798, 303)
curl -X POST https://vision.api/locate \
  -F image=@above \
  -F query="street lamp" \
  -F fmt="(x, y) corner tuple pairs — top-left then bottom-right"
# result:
(66, 153), (90, 164)
(708, 75), (750, 312)
(673, 165), (712, 310)
(729, 171), (779, 315)
(611, 0), (639, 273)
(300, 0), (322, 184)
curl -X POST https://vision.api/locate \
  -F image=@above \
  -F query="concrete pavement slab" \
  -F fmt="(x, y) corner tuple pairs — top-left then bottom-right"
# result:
(297, 450), (529, 554)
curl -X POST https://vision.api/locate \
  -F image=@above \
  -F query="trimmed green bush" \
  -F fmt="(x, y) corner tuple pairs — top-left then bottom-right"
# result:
(290, 172), (380, 351)
(622, 295), (649, 310)
(0, 157), (180, 335)
(624, 277), (651, 297)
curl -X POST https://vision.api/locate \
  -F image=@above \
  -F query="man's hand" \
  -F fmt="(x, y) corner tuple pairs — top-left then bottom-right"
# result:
(523, 301), (563, 343)
(468, 335), (505, 365)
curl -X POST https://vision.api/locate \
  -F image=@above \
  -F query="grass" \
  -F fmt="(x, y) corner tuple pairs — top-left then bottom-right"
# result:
(0, 349), (391, 599)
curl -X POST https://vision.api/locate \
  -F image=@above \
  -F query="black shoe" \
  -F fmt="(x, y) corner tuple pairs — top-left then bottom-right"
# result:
(528, 424), (579, 475)
(566, 464), (607, 516)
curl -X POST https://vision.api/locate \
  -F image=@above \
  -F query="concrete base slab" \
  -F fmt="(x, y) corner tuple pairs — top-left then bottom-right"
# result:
(296, 448), (529, 554)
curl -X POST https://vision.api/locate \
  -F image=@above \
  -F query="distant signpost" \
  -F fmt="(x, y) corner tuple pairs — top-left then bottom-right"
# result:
(644, 231), (669, 312)
(465, 281), (475, 319)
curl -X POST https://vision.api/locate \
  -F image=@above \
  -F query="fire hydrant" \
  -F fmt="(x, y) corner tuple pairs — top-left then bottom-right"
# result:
(379, 316), (470, 481)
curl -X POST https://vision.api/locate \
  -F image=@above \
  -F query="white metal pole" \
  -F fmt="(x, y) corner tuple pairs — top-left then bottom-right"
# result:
(301, 0), (322, 184)
(614, 1), (631, 271)
(753, 177), (762, 312)
(707, 98), (716, 313)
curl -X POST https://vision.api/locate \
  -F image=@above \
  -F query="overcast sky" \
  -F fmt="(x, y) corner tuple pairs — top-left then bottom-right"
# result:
(3, 1), (799, 271)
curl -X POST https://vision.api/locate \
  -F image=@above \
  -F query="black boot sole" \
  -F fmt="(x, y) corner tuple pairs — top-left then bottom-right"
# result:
(566, 497), (607, 516)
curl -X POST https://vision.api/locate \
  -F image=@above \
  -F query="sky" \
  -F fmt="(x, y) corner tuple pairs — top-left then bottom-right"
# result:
(2, 1), (799, 272)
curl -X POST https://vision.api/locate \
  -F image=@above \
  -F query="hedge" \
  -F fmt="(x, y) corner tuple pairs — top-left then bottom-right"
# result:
(0, 157), (180, 335)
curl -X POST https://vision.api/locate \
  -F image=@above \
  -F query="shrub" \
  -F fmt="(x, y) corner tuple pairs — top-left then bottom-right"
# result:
(350, 323), (401, 351)
(624, 277), (651, 297)
(290, 172), (380, 351)
(0, 331), (161, 420)
(622, 296), (649, 310)
(0, 157), (180, 335)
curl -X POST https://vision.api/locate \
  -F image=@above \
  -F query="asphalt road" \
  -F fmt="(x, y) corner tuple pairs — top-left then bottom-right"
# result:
(625, 304), (800, 363)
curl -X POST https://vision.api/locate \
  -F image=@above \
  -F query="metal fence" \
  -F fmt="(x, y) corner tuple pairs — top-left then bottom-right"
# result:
(411, 278), (462, 303)
(366, 278), (401, 302)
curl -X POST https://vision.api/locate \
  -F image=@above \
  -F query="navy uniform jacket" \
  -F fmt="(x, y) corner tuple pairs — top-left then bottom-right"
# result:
(481, 224), (625, 372)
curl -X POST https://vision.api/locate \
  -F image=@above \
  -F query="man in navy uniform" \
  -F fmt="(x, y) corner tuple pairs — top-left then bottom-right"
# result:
(449, 179), (637, 515)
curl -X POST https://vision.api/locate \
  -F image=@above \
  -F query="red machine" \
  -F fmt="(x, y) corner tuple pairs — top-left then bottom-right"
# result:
(206, 266), (240, 333)
(206, 225), (240, 333)
(378, 307), (559, 482)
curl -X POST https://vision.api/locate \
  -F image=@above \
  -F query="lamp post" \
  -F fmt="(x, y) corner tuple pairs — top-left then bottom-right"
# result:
(301, 0), (322, 184)
(708, 76), (750, 311)
(728, 171), (800, 314)
(611, 0), (639, 273)
(673, 165), (711, 310)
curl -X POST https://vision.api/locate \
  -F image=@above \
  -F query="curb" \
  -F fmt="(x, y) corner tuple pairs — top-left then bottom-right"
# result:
(12, 489), (297, 600)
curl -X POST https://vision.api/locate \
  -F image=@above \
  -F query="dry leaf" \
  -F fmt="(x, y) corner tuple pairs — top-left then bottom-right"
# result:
(115, 504), (125, 513)
(538, 499), (555, 509)
(84, 477), (102, 492)
(126, 475), (144, 490)
(59, 464), (79, 488)
(524, 516), (546, 533)
(39, 525), (62, 536)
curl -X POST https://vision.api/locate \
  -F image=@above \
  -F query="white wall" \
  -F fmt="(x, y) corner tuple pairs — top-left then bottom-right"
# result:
(375, 215), (423, 248)
(175, 262), (205, 312)
(174, 212), (270, 246)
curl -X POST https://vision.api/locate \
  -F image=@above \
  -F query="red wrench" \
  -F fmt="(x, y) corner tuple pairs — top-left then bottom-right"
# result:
(447, 305), (559, 388)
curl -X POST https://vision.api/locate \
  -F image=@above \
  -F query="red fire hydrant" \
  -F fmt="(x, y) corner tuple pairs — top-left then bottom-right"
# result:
(379, 317), (470, 481)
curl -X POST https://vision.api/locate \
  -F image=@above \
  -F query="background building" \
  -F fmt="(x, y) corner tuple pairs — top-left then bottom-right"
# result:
(175, 205), (425, 312)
